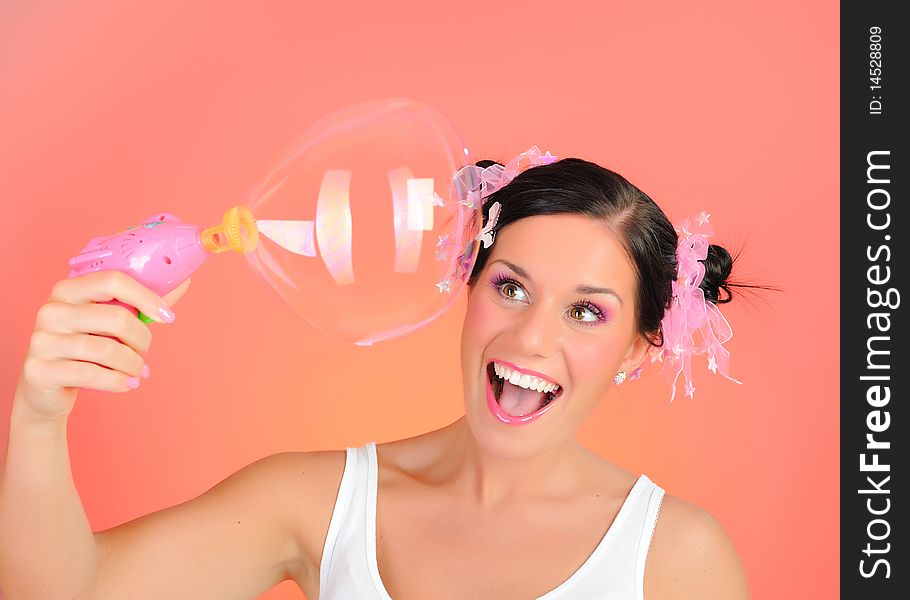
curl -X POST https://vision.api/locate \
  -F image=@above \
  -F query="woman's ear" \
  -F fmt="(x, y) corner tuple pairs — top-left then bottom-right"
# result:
(620, 333), (651, 375)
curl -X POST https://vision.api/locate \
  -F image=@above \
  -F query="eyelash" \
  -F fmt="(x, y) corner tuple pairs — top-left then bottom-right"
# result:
(489, 274), (608, 327)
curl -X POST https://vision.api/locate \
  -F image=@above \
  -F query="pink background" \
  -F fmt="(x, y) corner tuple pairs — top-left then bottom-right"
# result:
(0, 1), (838, 598)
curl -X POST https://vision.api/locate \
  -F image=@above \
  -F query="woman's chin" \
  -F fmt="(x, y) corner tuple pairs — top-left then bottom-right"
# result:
(457, 375), (568, 460)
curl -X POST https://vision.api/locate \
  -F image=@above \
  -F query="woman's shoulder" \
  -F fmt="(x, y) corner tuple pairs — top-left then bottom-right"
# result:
(230, 449), (347, 587)
(255, 449), (348, 526)
(644, 492), (750, 599)
(237, 449), (347, 504)
(201, 449), (347, 527)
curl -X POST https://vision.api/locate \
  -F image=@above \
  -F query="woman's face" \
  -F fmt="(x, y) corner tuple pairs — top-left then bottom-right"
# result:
(460, 213), (649, 458)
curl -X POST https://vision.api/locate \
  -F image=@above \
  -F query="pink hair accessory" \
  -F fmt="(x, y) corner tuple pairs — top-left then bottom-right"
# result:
(639, 210), (742, 402)
(455, 145), (559, 209)
(453, 145), (558, 248)
(476, 201), (501, 249)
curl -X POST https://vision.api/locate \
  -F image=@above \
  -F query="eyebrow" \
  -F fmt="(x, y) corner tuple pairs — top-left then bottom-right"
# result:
(490, 259), (625, 306)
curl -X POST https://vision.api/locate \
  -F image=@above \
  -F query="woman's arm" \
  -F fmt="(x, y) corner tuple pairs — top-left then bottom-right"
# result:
(1, 270), (180, 599)
(644, 494), (750, 600)
(92, 450), (344, 599)
(1, 395), (343, 600)
(0, 392), (100, 599)
(0, 272), (343, 599)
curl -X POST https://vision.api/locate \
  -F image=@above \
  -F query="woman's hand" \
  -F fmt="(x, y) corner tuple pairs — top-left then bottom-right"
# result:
(16, 271), (192, 422)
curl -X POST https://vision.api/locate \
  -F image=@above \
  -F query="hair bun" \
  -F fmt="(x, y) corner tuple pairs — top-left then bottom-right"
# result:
(700, 244), (734, 304)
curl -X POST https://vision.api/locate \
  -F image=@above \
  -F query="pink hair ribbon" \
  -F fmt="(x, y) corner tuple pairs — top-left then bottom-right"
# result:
(454, 145), (559, 211)
(636, 211), (743, 402)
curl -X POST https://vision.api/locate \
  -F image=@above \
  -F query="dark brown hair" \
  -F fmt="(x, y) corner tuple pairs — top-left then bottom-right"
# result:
(466, 157), (735, 348)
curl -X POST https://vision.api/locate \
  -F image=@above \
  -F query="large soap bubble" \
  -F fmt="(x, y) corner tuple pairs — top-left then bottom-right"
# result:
(245, 98), (480, 345)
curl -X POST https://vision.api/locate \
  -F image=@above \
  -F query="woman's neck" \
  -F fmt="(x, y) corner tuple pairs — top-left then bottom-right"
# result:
(427, 417), (593, 510)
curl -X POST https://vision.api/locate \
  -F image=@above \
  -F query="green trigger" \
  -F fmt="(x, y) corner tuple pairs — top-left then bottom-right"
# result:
(138, 311), (155, 324)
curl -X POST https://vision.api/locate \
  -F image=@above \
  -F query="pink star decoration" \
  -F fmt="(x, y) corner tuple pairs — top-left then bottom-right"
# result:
(707, 355), (719, 373)
(460, 190), (482, 209)
(435, 234), (454, 262)
(540, 150), (559, 164)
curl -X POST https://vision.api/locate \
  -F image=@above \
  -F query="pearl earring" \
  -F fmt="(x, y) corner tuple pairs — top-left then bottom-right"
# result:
(614, 370), (627, 385)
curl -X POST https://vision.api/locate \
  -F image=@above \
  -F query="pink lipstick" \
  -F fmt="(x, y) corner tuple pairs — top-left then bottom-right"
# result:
(485, 360), (563, 425)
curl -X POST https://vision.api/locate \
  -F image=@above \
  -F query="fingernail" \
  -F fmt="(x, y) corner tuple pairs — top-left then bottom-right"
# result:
(141, 364), (150, 379)
(158, 306), (176, 323)
(127, 377), (141, 389)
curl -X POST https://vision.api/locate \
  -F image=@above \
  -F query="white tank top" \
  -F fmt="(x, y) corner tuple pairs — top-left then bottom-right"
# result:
(319, 442), (665, 599)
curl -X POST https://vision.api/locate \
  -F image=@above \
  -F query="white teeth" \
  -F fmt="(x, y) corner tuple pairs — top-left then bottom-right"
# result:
(491, 361), (561, 394)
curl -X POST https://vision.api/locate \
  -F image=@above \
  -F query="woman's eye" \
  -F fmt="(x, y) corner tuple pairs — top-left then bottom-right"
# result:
(570, 305), (600, 323)
(493, 276), (606, 327)
(500, 282), (526, 301)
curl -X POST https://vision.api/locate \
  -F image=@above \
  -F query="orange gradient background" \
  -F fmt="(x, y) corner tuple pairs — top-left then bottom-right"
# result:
(0, 2), (838, 598)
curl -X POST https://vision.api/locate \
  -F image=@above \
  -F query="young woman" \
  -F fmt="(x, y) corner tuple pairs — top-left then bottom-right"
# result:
(0, 153), (750, 599)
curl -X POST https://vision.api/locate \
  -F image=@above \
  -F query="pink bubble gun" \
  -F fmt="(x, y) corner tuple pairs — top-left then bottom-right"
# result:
(67, 206), (258, 322)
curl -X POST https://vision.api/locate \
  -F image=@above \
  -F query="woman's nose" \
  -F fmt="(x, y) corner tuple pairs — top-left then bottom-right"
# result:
(512, 301), (561, 357)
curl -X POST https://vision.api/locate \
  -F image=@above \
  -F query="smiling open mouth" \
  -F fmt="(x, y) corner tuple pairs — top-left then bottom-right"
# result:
(486, 362), (564, 418)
